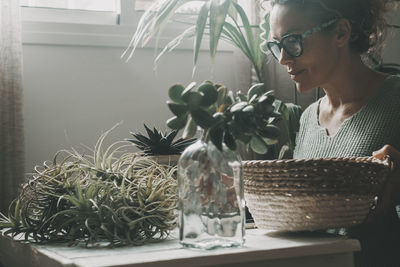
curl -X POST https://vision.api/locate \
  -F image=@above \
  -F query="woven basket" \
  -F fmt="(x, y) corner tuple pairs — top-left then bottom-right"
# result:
(243, 157), (391, 231)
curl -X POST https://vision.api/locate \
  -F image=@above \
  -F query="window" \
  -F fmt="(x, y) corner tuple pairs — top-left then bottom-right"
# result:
(20, 0), (120, 12)
(20, 0), (122, 25)
(135, 0), (207, 14)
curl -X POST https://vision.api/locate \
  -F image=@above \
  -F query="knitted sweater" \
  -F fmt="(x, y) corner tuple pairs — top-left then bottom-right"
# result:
(293, 75), (400, 267)
(294, 75), (400, 159)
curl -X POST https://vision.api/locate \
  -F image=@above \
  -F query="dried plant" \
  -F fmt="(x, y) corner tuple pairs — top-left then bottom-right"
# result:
(0, 128), (178, 247)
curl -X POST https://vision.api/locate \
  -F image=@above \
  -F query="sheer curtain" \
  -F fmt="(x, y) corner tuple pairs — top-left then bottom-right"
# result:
(0, 1), (25, 213)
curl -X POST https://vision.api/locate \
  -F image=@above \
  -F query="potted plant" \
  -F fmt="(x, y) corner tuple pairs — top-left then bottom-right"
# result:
(164, 80), (301, 249)
(123, 0), (267, 83)
(127, 124), (196, 166)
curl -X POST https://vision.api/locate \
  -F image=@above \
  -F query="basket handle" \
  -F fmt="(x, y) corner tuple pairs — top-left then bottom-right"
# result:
(364, 155), (395, 224)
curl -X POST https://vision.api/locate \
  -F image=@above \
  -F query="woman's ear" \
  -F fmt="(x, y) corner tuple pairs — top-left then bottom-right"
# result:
(334, 18), (351, 47)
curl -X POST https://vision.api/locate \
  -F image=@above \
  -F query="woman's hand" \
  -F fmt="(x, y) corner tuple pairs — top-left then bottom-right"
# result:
(370, 145), (400, 218)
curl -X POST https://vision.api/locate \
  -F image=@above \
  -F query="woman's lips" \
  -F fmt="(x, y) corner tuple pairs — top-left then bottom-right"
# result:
(288, 69), (305, 80)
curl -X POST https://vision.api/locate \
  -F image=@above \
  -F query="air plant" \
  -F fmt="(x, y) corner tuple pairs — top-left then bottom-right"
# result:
(0, 127), (178, 247)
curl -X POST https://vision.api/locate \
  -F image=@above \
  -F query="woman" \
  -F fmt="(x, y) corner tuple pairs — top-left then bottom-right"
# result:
(265, 0), (400, 266)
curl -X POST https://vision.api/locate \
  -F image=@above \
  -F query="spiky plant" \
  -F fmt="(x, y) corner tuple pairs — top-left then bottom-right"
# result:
(0, 127), (178, 247)
(127, 124), (196, 156)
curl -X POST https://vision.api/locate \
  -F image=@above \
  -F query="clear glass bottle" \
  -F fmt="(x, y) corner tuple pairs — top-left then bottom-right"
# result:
(177, 138), (245, 250)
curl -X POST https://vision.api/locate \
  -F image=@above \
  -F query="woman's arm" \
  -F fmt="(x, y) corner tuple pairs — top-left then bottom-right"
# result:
(372, 145), (400, 217)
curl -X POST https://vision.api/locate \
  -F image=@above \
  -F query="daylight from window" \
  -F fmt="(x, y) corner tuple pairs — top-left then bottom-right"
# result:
(19, 0), (120, 12)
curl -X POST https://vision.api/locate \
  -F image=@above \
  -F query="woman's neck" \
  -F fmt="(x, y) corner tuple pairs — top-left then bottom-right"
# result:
(321, 54), (387, 109)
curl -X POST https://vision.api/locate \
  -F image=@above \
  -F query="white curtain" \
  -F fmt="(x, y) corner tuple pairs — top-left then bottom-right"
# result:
(0, 1), (25, 213)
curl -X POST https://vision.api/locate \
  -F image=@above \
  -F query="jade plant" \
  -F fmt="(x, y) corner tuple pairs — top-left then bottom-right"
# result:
(127, 124), (196, 156)
(166, 81), (289, 155)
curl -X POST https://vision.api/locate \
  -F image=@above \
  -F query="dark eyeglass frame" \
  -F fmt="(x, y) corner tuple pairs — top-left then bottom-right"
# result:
(266, 18), (338, 60)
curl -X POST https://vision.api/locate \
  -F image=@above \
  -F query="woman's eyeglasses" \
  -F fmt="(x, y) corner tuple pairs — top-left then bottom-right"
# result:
(266, 19), (338, 60)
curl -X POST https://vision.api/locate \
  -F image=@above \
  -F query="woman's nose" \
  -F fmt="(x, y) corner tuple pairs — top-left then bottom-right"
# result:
(278, 48), (292, 66)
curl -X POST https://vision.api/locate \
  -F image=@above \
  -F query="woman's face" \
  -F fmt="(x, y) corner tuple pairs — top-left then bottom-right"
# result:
(269, 4), (340, 92)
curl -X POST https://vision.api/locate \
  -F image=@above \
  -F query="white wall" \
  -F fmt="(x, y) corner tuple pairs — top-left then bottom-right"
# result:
(21, 7), (400, 172)
(22, 29), (239, 172)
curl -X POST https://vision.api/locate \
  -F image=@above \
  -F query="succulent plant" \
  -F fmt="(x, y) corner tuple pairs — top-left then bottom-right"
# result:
(166, 81), (295, 155)
(127, 124), (196, 156)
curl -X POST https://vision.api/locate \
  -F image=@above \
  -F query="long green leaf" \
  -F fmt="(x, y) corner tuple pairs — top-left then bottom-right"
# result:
(231, 2), (255, 59)
(209, 0), (231, 60)
(222, 22), (253, 63)
(193, 2), (210, 68)
(155, 25), (196, 63)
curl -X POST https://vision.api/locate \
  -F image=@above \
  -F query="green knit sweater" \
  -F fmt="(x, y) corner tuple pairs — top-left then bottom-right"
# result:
(294, 75), (400, 159)
(293, 75), (400, 266)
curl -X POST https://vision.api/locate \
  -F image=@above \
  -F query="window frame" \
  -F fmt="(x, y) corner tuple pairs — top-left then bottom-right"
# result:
(21, 0), (233, 52)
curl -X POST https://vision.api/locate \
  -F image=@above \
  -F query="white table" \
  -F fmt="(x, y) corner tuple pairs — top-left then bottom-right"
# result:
(0, 229), (360, 267)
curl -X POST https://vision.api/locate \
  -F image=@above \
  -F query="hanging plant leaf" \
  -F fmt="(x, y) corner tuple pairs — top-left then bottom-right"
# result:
(194, 2), (210, 68)
(209, 0), (231, 60)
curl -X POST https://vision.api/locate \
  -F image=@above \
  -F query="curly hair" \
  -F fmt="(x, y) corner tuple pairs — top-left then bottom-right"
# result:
(265, 0), (397, 54)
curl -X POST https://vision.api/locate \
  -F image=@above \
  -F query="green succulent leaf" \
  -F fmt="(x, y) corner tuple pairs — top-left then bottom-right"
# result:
(182, 116), (197, 139)
(167, 101), (188, 117)
(258, 94), (275, 106)
(210, 126), (224, 151)
(186, 91), (204, 110)
(181, 82), (197, 102)
(166, 115), (187, 130)
(217, 86), (228, 106)
(247, 83), (265, 99)
(224, 131), (236, 150)
(237, 92), (247, 101)
(213, 112), (225, 124)
(198, 83), (218, 106)
(242, 105), (254, 113)
(263, 137), (279, 145)
(230, 101), (248, 113)
(168, 84), (185, 103)
(257, 124), (280, 139)
(250, 135), (268, 154)
(191, 109), (216, 129)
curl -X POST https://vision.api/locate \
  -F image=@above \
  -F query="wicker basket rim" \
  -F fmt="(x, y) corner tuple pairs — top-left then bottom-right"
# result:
(243, 156), (391, 168)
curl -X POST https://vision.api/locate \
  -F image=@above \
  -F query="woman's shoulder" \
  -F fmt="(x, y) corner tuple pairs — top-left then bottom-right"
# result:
(299, 99), (319, 121)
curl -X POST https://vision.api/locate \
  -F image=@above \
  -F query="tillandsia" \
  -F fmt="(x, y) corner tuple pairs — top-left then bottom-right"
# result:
(127, 124), (196, 156)
(0, 128), (178, 247)
(166, 81), (303, 156)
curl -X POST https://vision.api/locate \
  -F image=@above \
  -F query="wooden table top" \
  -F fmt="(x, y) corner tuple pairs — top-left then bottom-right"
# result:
(0, 228), (360, 267)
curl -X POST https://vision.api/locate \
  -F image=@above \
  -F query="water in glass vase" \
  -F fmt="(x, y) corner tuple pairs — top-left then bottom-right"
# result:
(178, 139), (245, 249)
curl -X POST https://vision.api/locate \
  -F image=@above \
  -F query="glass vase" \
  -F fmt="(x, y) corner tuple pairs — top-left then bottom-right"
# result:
(177, 138), (245, 249)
